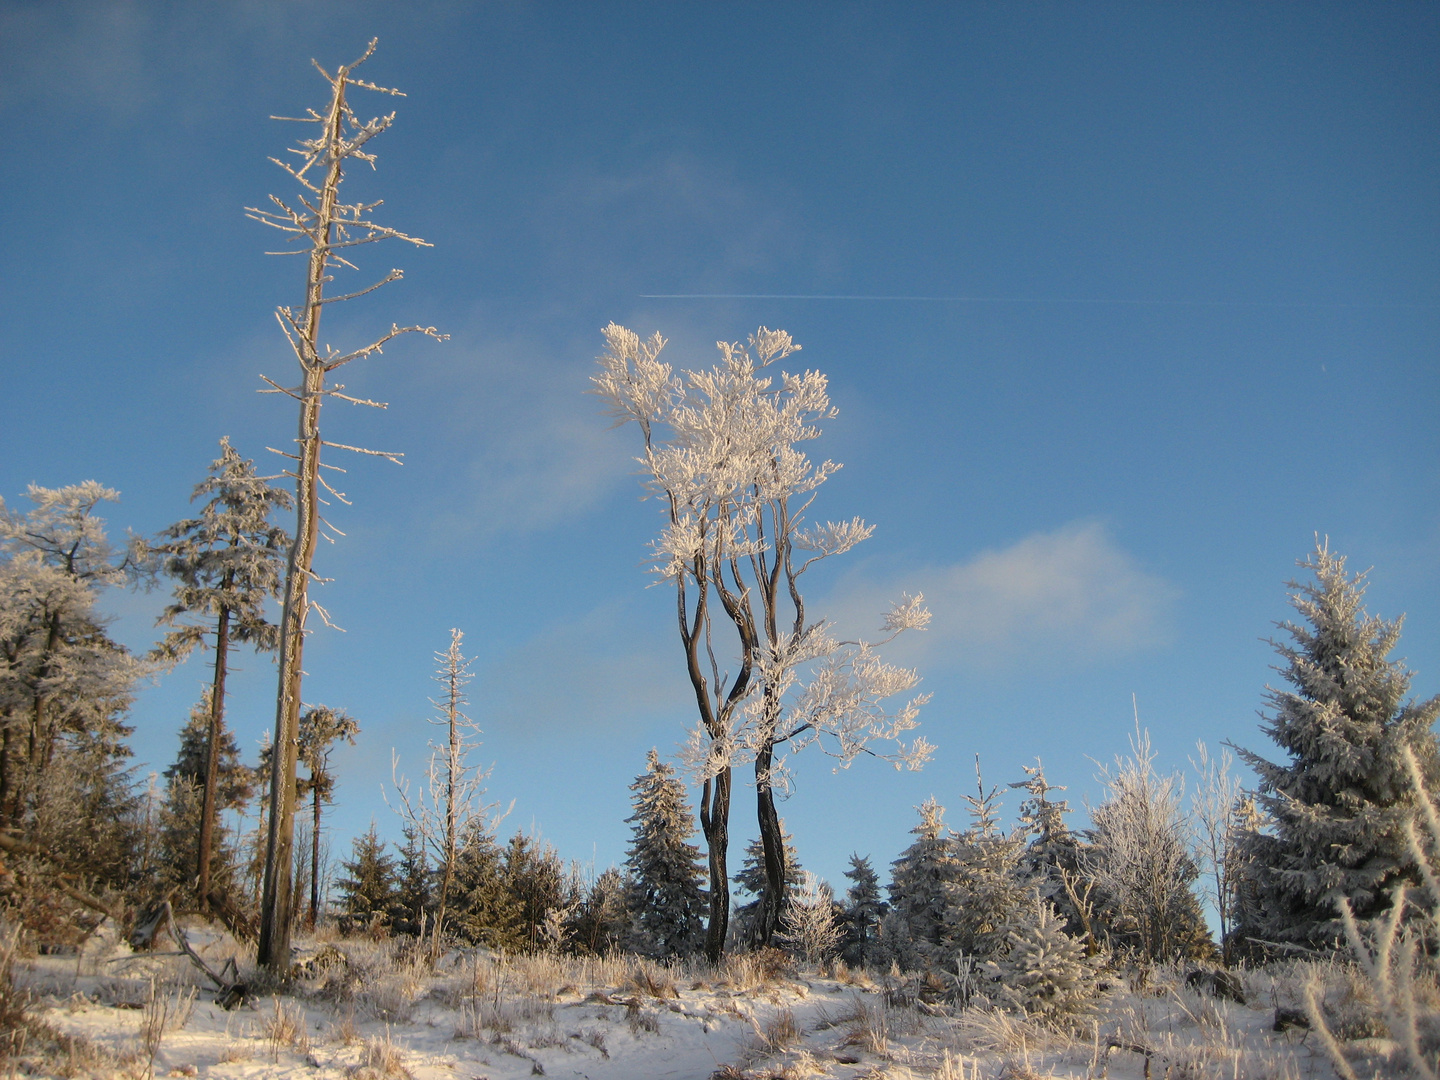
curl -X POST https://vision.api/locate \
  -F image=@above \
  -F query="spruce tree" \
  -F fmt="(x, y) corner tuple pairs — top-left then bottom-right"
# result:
(840, 854), (885, 967)
(570, 867), (631, 955)
(623, 749), (707, 959)
(985, 897), (1099, 1020)
(946, 764), (1029, 961)
(151, 439), (290, 911)
(392, 825), (433, 938)
(888, 797), (960, 967)
(335, 822), (398, 934)
(1234, 543), (1440, 952)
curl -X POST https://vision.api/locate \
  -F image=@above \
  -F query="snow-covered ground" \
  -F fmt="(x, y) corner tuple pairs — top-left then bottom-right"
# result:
(5, 923), (1382, 1079)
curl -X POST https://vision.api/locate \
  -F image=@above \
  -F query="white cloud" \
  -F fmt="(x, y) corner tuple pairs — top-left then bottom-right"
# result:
(827, 521), (1178, 668)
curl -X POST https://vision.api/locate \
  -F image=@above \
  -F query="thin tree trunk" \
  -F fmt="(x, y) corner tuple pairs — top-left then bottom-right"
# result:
(310, 776), (321, 928)
(197, 601), (231, 913)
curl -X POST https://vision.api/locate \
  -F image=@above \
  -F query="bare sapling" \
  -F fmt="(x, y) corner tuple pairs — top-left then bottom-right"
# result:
(390, 629), (500, 957)
(250, 39), (444, 971)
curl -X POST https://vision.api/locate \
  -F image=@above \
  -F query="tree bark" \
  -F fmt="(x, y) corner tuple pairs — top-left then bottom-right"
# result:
(754, 743), (785, 947)
(699, 770), (731, 962)
(310, 772), (321, 927)
(197, 599), (231, 912)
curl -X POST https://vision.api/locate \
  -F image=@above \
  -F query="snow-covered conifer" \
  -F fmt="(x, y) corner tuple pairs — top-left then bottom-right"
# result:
(570, 867), (631, 955)
(840, 853), (886, 967)
(1234, 543), (1440, 952)
(947, 763), (1029, 961)
(985, 897), (1100, 1021)
(732, 825), (804, 947)
(623, 749), (707, 959)
(150, 438), (290, 909)
(888, 797), (960, 966)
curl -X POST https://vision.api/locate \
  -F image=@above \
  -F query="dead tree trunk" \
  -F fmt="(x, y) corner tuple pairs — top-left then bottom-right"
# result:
(252, 40), (442, 971)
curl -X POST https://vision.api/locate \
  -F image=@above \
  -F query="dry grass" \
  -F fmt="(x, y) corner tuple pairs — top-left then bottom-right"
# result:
(346, 1029), (413, 1079)
(263, 996), (310, 1061)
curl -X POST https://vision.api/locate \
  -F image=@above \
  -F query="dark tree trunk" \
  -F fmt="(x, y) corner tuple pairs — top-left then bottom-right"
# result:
(699, 769), (732, 963)
(197, 602), (231, 912)
(754, 746), (786, 947)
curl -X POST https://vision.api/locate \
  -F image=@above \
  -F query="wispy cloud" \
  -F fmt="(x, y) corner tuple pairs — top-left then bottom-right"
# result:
(827, 521), (1178, 668)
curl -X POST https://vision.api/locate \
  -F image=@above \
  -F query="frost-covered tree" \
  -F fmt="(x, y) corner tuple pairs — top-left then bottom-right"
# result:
(157, 693), (254, 898)
(296, 705), (358, 927)
(947, 762), (1029, 961)
(985, 897), (1100, 1021)
(335, 823), (398, 934)
(888, 797), (961, 967)
(1009, 761), (1088, 942)
(1085, 725), (1213, 963)
(0, 483), (147, 885)
(840, 853), (885, 967)
(1233, 543), (1440, 953)
(150, 438), (290, 911)
(623, 749), (707, 959)
(594, 323), (931, 953)
(390, 629), (495, 952)
(1188, 741), (1246, 964)
(250, 41), (445, 970)
(779, 871), (842, 964)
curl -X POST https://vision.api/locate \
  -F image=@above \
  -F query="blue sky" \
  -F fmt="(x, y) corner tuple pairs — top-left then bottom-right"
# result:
(1, 2), (1436, 897)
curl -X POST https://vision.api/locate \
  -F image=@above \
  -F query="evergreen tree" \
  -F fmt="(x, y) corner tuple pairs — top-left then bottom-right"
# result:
(946, 764), (1029, 961)
(391, 825), (434, 938)
(1010, 762), (1086, 933)
(501, 832), (573, 952)
(157, 694), (254, 897)
(985, 897), (1100, 1021)
(622, 749), (707, 959)
(1234, 543), (1440, 952)
(296, 705), (359, 927)
(335, 822), (398, 934)
(150, 439), (290, 910)
(888, 797), (960, 967)
(840, 853), (885, 967)
(449, 820), (523, 950)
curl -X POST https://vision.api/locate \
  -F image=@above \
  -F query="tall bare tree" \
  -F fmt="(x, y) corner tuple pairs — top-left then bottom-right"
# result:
(249, 40), (443, 970)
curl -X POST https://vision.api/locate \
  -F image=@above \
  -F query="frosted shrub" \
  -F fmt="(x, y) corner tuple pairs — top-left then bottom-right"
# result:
(779, 872), (842, 965)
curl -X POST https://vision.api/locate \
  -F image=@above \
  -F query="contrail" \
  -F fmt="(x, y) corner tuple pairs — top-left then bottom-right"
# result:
(638, 294), (1433, 308)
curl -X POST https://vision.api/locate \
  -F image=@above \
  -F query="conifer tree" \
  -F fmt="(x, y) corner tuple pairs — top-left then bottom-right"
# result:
(985, 897), (1099, 1020)
(449, 820), (523, 950)
(888, 797), (960, 966)
(392, 825), (433, 938)
(1234, 543), (1440, 952)
(151, 439), (290, 912)
(1009, 762), (1092, 944)
(947, 762), (1029, 960)
(623, 749), (707, 959)
(570, 867), (631, 955)
(335, 822), (398, 934)
(840, 853), (885, 967)
(157, 694), (254, 897)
